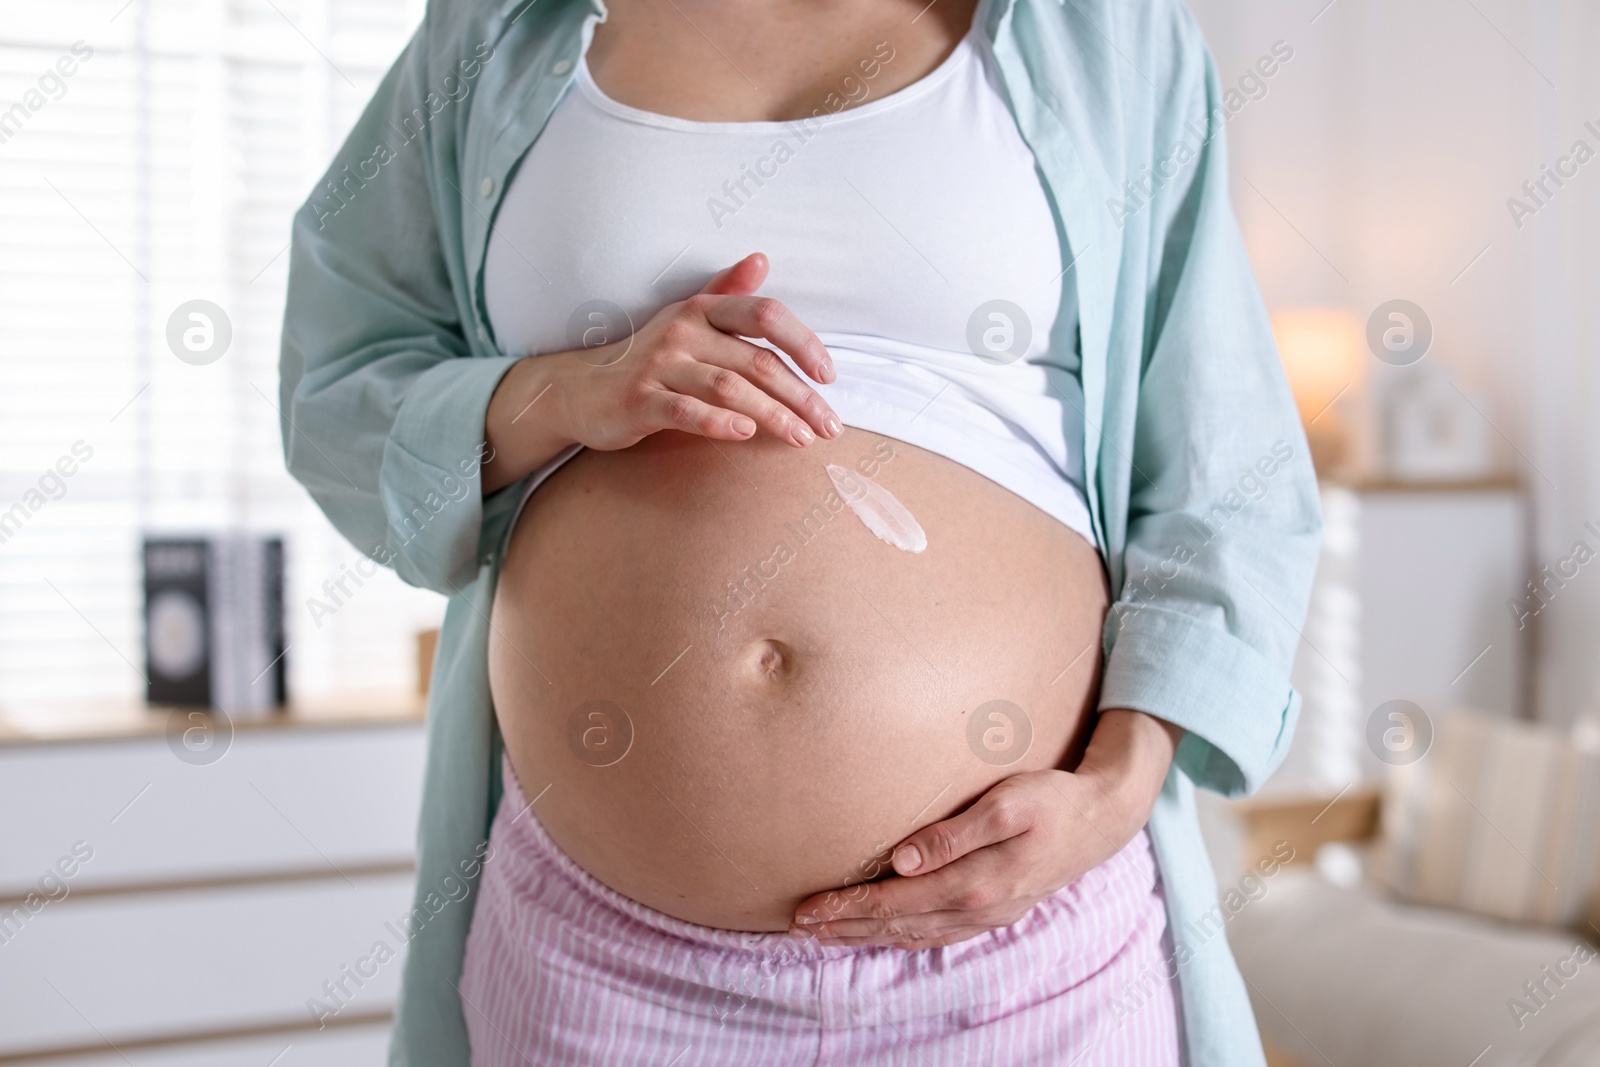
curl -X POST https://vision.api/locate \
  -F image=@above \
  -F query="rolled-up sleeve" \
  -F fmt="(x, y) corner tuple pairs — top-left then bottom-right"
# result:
(279, 17), (519, 595)
(1096, 7), (1323, 798)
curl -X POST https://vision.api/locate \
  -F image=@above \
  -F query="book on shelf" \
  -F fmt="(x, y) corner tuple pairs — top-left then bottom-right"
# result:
(143, 534), (285, 718)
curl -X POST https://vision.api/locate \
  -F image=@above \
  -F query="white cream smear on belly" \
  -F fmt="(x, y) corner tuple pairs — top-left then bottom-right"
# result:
(825, 463), (927, 554)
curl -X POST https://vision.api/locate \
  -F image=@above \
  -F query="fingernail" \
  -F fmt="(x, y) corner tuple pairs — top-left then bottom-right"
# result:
(895, 845), (922, 873)
(821, 356), (836, 382)
(823, 413), (842, 438)
(732, 416), (756, 437)
(794, 914), (820, 924)
(792, 422), (815, 446)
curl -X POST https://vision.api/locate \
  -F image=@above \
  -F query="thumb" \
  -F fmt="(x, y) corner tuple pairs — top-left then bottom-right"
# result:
(891, 796), (1005, 877)
(698, 252), (768, 296)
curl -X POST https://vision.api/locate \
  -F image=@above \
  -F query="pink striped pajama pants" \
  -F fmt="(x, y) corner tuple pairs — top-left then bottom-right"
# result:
(459, 753), (1180, 1066)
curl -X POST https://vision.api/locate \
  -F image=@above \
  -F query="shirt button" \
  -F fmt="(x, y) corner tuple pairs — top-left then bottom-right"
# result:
(551, 59), (572, 76)
(480, 177), (495, 198)
(475, 324), (489, 344)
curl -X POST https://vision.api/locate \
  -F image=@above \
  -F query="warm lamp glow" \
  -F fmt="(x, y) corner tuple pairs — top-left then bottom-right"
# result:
(1272, 307), (1365, 424)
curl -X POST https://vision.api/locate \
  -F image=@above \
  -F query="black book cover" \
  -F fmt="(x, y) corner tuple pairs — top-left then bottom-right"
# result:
(144, 539), (211, 706)
(265, 537), (287, 706)
(143, 535), (288, 712)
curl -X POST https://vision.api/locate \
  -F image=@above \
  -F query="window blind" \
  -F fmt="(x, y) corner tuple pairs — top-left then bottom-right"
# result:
(0, 0), (441, 708)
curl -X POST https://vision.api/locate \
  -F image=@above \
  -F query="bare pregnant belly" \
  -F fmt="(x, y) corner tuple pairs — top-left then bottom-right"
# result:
(488, 428), (1109, 931)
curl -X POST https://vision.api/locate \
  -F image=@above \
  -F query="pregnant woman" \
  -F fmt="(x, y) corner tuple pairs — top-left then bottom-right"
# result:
(280, 0), (1321, 1063)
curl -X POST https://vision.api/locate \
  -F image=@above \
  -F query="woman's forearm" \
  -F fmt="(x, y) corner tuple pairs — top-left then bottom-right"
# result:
(482, 352), (584, 495)
(1072, 708), (1186, 839)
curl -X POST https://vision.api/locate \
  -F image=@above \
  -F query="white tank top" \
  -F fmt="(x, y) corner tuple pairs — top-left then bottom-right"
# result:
(485, 26), (1096, 548)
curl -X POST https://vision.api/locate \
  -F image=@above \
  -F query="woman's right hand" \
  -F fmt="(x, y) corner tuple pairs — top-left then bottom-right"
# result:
(482, 253), (843, 494)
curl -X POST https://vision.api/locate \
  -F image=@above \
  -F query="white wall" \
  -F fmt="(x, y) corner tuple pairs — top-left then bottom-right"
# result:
(1185, 0), (1600, 724)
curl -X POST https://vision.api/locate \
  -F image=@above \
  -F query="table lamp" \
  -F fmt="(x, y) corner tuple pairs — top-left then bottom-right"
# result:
(1272, 307), (1365, 475)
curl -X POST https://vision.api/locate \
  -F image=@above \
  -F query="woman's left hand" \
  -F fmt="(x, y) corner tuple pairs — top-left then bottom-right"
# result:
(788, 709), (1184, 950)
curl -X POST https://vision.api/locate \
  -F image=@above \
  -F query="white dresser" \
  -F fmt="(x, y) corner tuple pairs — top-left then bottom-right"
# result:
(0, 698), (426, 1066)
(1277, 479), (1528, 791)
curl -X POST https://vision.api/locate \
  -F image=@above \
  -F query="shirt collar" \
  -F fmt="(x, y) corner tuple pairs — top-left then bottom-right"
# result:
(490, 0), (607, 47)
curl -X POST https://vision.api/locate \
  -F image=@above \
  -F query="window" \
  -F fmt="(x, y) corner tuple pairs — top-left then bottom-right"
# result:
(0, 0), (440, 708)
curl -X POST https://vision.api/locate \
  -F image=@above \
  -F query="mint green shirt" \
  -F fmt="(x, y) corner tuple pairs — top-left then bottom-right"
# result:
(279, 0), (1322, 1062)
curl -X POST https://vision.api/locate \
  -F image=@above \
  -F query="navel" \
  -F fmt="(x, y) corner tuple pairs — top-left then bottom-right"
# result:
(743, 638), (794, 684)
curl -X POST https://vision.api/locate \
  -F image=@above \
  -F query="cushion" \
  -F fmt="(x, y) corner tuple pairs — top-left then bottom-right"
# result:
(1375, 710), (1600, 930)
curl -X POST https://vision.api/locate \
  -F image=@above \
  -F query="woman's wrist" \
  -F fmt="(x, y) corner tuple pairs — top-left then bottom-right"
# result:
(1071, 707), (1185, 841)
(481, 352), (582, 495)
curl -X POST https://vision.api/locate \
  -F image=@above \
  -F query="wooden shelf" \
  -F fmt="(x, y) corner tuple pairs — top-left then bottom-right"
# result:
(1229, 785), (1384, 866)
(1318, 474), (1521, 493)
(0, 689), (425, 748)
